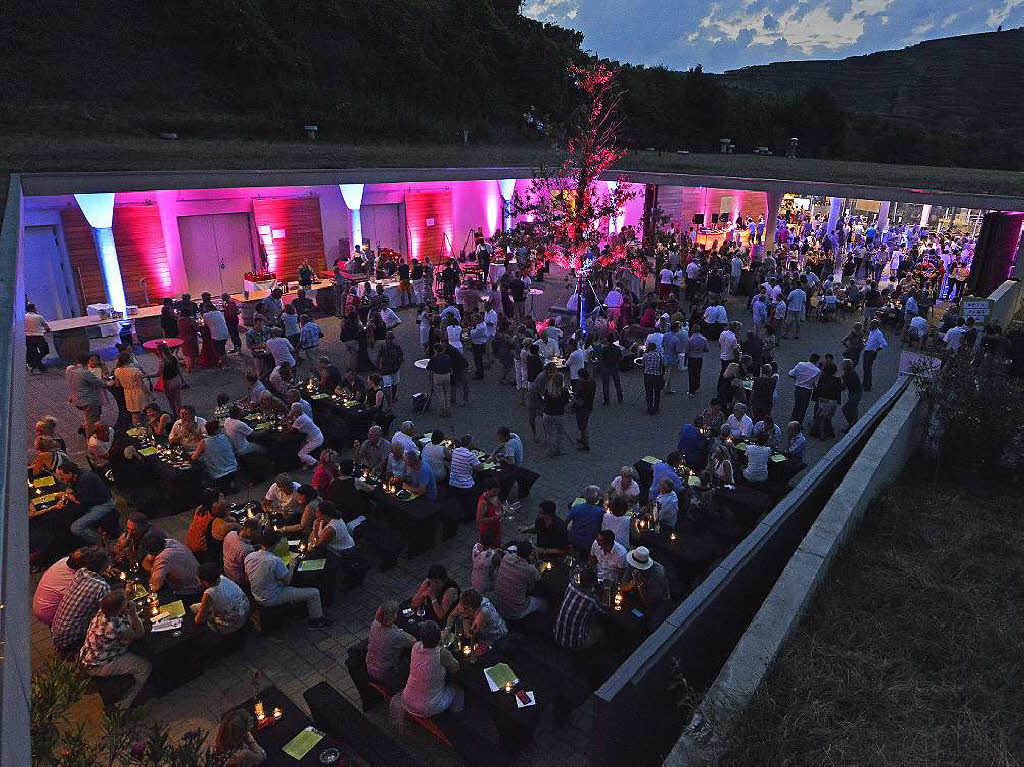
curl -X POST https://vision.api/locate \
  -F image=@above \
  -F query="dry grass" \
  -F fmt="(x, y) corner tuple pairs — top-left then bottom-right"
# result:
(718, 469), (1024, 766)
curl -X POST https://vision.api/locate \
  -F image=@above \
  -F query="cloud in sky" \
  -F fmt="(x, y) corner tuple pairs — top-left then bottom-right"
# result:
(523, 0), (1024, 71)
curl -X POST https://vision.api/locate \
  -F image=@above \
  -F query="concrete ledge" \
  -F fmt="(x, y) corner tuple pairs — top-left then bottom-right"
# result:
(988, 279), (1021, 328)
(666, 384), (923, 766)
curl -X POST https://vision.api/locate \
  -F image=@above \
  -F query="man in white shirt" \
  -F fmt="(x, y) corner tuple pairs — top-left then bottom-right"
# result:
(265, 328), (296, 367)
(726, 403), (753, 438)
(566, 341), (586, 381)
(590, 530), (627, 582)
(658, 266), (674, 300)
(718, 321), (740, 373)
(703, 302), (728, 330)
(862, 320), (888, 392)
(168, 406), (208, 449)
(943, 318), (966, 351)
(289, 403), (324, 467)
(223, 406), (263, 456)
(730, 255), (744, 294)
(788, 354), (821, 424)
(908, 314), (928, 347)
(783, 282), (808, 339)
(25, 302), (51, 373)
(534, 330), (560, 361)
(392, 421), (419, 456)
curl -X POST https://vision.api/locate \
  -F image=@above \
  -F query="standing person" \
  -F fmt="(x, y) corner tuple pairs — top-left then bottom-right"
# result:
(541, 373), (570, 457)
(25, 303), (51, 373)
(469, 314), (488, 379)
(862, 319), (887, 392)
(112, 351), (150, 425)
(841, 322), (865, 366)
(685, 324), (709, 397)
(220, 293), (242, 353)
(160, 298), (179, 338)
(642, 342), (665, 415)
(809, 359), (842, 439)
(426, 343), (452, 417)
(476, 480), (503, 549)
(375, 331), (404, 406)
(595, 335), (624, 405)
(788, 354), (821, 425)
(572, 369), (596, 451)
(176, 311), (200, 371)
(66, 355), (104, 437)
(662, 322), (686, 394)
(203, 303), (230, 359)
(718, 321), (740, 375)
(840, 358), (863, 431)
(783, 282), (807, 339)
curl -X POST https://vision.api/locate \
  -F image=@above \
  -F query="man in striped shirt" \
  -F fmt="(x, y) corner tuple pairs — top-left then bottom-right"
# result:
(553, 566), (603, 649)
(642, 342), (665, 415)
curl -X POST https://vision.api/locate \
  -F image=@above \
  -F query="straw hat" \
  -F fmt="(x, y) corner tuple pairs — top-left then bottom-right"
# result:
(627, 546), (654, 570)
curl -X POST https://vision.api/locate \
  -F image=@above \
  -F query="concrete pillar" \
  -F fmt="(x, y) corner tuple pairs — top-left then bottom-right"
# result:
(763, 187), (787, 255)
(876, 201), (890, 232)
(499, 178), (516, 232)
(919, 204), (932, 228)
(340, 183), (365, 252)
(74, 193), (127, 313)
(826, 196), (844, 235)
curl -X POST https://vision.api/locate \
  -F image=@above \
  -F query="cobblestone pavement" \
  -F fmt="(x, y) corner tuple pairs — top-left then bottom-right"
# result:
(26, 269), (907, 764)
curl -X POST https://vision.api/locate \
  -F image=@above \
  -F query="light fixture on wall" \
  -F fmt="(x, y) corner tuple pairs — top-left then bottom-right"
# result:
(258, 225), (271, 235)
(272, 229), (286, 239)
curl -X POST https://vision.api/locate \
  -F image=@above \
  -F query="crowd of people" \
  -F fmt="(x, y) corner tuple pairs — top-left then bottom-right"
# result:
(27, 205), (1020, 753)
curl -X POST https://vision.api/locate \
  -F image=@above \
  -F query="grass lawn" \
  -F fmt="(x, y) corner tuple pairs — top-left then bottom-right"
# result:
(718, 463), (1024, 766)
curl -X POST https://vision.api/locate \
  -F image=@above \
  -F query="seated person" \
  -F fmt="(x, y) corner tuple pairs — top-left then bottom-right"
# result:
(366, 600), (415, 690)
(649, 453), (684, 500)
(263, 473), (302, 516)
(49, 548), (110, 659)
(33, 548), (85, 628)
(608, 466), (640, 508)
(111, 512), (167, 569)
(86, 424), (113, 471)
(212, 709), (267, 767)
(522, 500), (569, 556)
(445, 588), (508, 645)
(244, 531), (333, 628)
(410, 564), (461, 623)
(53, 460), (117, 546)
(401, 620), (464, 718)
(308, 500), (356, 556)
(168, 405), (208, 450)
(190, 562), (250, 635)
(784, 420), (807, 463)
(751, 416), (783, 450)
(553, 565), (603, 650)
(565, 486), (605, 552)
(601, 497), (632, 545)
(677, 416), (709, 469)
(192, 420), (238, 490)
(277, 484), (319, 538)
(471, 540), (503, 594)
(494, 541), (546, 619)
(622, 547), (671, 626)
(32, 434), (71, 476)
(144, 535), (201, 597)
(79, 589), (150, 710)
(653, 477), (680, 529)
(338, 370), (367, 401)
(223, 518), (259, 587)
(143, 403), (174, 442)
(726, 403), (753, 439)
(403, 450), (438, 501)
(590, 530), (627, 583)
(705, 444), (735, 487)
(386, 441), (410, 482)
(493, 426), (524, 466)
(354, 426), (391, 475)
(742, 432), (773, 484)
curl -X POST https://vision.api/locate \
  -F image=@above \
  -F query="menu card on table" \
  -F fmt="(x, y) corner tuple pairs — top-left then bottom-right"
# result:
(31, 475), (56, 488)
(139, 446), (159, 456)
(282, 726), (325, 760)
(484, 663), (519, 692)
(297, 558), (326, 572)
(642, 456), (661, 464)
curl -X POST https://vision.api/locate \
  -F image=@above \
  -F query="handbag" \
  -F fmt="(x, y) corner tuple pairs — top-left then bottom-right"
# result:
(153, 376), (164, 393)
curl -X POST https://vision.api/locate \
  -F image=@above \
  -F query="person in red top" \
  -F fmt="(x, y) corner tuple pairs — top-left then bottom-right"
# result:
(311, 449), (341, 495)
(475, 479), (502, 549)
(220, 293), (242, 353)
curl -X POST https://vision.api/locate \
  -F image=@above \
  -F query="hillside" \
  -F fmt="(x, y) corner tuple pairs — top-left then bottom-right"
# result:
(718, 30), (1024, 136)
(2, 2), (1021, 170)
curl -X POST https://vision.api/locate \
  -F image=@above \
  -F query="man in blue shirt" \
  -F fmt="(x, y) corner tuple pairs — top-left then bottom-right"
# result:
(403, 451), (437, 501)
(649, 452), (684, 500)
(565, 486), (604, 553)
(495, 426), (524, 466)
(677, 417), (709, 470)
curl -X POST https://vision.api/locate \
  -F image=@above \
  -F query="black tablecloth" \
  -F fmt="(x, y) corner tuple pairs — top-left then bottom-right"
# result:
(228, 686), (358, 767)
(125, 433), (207, 513)
(360, 482), (440, 557)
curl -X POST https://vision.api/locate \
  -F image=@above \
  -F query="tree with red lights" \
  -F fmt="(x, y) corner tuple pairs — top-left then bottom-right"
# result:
(513, 62), (637, 274)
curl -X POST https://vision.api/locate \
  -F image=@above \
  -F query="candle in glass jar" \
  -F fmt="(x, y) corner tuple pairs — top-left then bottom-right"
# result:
(272, 707), (283, 720)
(504, 681), (513, 694)
(254, 701), (265, 719)
(462, 644), (472, 656)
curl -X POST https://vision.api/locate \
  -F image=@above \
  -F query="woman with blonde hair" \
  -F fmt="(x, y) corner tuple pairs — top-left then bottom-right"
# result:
(366, 599), (415, 690)
(213, 708), (266, 766)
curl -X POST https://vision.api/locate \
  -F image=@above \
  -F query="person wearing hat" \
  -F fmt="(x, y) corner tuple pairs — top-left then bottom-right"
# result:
(623, 546), (671, 627)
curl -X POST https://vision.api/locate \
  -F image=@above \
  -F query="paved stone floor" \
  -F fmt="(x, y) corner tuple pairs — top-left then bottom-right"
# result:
(26, 270), (907, 764)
